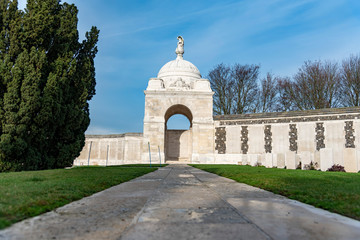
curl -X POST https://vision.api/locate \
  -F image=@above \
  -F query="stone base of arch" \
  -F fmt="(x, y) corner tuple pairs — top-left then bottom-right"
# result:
(143, 91), (214, 164)
(165, 129), (192, 162)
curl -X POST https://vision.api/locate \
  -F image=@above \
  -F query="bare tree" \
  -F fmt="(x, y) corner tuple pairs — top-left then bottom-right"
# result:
(340, 54), (360, 107)
(207, 63), (233, 115)
(256, 72), (278, 112)
(323, 61), (342, 108)
(282, 60), (341, 110)
(276, 76), (295, 111)
(231, 64), (259, 114)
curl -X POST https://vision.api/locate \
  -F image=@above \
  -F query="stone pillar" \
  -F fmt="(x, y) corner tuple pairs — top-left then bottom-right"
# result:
(143, 121), (165, 163)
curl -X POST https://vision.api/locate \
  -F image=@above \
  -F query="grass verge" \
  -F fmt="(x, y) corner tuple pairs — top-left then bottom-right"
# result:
(190, 164), (360, 220)
(0, 166), (157, 229)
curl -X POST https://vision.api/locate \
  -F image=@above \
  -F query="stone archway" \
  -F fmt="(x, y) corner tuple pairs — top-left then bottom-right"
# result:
(164, 104), (193, 162)
(143, 37), (214, 164)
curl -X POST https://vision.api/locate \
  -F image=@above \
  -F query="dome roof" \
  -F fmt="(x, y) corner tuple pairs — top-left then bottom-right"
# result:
(146, 37), (212, 92)
(157, 58), (201, 79)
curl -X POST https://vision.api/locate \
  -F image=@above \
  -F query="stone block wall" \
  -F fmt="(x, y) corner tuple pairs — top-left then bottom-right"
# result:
(74, 133), (145, 166)
(213, 107), (360, 172)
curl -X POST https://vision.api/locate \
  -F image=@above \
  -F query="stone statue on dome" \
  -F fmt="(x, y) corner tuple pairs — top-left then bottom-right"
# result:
(175, 36), (184, 59)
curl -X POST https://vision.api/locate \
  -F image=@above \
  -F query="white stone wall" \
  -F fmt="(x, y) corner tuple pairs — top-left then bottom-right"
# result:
(74, 134), (147, 166)
(297, 122), (316, 152)
(226, 126), (241, 154)
(272, 124), (289, 154)
(247, 125), (265, 155)
(297, 122), (316, 169)
(214, 113), (360, 172)
(325, 121), (344, 166)
(75, 107), (360, 173)
(271, 124), (288, 168)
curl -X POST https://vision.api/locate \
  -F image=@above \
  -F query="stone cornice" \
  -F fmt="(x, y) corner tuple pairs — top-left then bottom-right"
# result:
(144, 90), (214, 96)
(85, 133), (143, 138)
(214, 107), (360, 126)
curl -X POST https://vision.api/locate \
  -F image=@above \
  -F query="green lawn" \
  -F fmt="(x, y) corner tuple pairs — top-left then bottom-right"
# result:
(190, 164), (360, 220)
(0, 165), (158, 229)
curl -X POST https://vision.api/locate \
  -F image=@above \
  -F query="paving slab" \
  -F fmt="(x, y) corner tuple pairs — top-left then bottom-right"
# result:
(1, 165), (360, 240)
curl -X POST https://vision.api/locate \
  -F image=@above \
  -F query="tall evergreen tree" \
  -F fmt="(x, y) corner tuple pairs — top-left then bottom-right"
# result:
(0, 0), (99, 171)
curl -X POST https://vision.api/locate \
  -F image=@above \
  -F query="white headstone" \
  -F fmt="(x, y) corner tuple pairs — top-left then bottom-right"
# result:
(285, 151), (296, 169)
(320, 148), (333, 171)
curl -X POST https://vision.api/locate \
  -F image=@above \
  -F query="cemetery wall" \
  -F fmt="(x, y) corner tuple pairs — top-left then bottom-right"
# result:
(213, 107), (360, 172)
(74, 133), (145, 166)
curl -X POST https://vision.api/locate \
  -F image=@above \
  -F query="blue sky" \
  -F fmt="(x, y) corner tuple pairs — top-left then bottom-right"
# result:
(18, 0), (360, 134)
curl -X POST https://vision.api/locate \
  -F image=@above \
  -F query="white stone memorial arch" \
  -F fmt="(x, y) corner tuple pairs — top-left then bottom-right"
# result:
(143, 36), (214, 163)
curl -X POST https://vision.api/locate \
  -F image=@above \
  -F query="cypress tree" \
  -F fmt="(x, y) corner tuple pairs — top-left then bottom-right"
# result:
(0, 0), (99, 171)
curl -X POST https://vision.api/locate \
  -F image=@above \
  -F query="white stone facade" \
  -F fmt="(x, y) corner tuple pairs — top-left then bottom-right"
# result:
(74, 133), (144, 166)
(74, 37), (360, 172)
(213, 109), (360, 172)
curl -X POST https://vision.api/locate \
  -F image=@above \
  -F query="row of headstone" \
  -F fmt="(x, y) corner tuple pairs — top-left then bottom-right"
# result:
(237, 149), (359, 172)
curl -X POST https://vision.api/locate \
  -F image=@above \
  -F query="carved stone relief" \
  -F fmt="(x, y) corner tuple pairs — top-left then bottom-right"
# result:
(169, 77), (191, 90)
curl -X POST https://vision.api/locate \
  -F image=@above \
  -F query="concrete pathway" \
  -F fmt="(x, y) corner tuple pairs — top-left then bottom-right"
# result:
(1, 165), (360, 240)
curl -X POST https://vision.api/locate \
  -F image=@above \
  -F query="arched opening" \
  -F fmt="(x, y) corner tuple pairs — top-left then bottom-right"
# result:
(164, 105), (193, 162)
(166, 114), (191, 130)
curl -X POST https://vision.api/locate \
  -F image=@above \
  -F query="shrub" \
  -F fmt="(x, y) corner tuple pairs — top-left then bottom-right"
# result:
(327, 164), (346, 172)
(303, 161), (318, 170)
